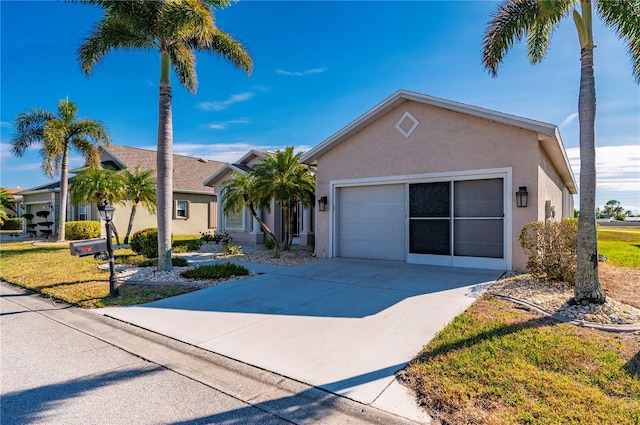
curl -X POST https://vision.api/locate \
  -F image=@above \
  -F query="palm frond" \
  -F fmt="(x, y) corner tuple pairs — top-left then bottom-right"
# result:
(160, 0), (214, 44)
(170, 44), (198, 93)
(597, 0), (640, 83)
(79, 17), (155, 75)
(196, 28), (253, 75)
(483, 0), (542, 76)
(11, 109), (55, 156)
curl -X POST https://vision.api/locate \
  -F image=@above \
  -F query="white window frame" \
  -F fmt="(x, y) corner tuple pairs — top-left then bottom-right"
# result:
(78, 203), (90, 221)
(173, 200), (190, 220)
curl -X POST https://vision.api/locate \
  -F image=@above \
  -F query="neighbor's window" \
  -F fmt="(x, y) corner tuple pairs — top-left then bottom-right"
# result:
(78, 203), (90, 221)
(174, 200), (190, 219)
(225, 209), (243, 229)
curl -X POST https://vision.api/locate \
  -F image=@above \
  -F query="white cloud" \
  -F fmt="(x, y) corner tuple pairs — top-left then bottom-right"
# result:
(566, 144), (640, 212)
(197, 92), (255, 111)
(276, 66), (329, 77)
(560, 112), (578, 128)
(208, 118), (251, 130)
(173, 142), (314, 164)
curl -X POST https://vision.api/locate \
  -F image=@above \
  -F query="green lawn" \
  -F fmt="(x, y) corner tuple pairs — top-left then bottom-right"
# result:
(598, 226), (640, 269)
(0, 237), (203, 308)
(403, 227), (640, 424)
(404, 296), (640, 424)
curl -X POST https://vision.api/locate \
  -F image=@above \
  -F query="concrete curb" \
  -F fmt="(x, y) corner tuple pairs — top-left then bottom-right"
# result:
(490, 293), (640, 333)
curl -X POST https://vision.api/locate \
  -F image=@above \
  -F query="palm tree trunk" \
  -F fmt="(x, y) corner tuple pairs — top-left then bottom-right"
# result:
(156, 51), (173, 271)
(246, 203), (278, 246)
(57, 146), (69, 242)
(574, 43), (605, 304)
(288, 200), (296, 249)
(124, 203), (138, 244)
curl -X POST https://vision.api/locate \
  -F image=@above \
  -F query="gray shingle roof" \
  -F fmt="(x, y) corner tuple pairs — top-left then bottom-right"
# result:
(101, 145), (226, 193)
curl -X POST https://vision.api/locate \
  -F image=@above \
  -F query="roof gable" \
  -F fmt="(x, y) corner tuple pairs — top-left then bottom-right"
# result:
(301, 90), (577, 194)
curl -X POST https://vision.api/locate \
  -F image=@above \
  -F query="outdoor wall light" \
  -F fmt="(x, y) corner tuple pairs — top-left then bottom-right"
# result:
(516, 186), (528, 208)
(318, 196), (328, 212)
(98, 199), (118, 297)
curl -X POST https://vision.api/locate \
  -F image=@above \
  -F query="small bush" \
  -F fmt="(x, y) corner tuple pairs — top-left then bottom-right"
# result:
(221, 242), (242, 255)
(200, 231), (215, 243)
(66, 221), (101, 240)
(0, 218), (23, 230)
(263, 237), (276, 250)
(172, 238), (201, 253)
(180, 262), (249, 280)
(130, 228), (163, 258)
(520, 218), (578, 284)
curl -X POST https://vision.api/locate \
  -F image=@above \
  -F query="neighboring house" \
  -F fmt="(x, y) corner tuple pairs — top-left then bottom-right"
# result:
(203, 149), (315, 247)
(17, 144), (226, 238)
(2, 188), (23, 218)
(301, 90), (577, 271)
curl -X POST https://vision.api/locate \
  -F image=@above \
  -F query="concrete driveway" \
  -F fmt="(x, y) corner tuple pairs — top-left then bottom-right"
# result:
(98, 258), (502, 420)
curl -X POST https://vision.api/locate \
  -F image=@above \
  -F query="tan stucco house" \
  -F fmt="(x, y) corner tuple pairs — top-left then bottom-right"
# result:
(301, 90), (577, 271)
(17, 144), (226, 238)
(203, 149), (315, 246)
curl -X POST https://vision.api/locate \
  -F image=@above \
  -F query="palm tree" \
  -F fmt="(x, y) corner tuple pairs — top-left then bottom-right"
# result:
(70, 165), (126, 244)
(220, 171), (278, 246)
(11, 99), (111, 241)
(482, 0), (639, 304)
(78, 0), (253, 271)
(252, 147), (315, 250)
(122, 166), (157, 244)
(0, 188), (16, 225)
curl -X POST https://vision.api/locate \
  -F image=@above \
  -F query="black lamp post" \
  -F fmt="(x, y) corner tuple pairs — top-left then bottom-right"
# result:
(98, 199), (118, 297)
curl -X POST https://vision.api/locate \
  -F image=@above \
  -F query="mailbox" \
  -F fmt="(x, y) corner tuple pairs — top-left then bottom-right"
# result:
(69, 239), (108, 257)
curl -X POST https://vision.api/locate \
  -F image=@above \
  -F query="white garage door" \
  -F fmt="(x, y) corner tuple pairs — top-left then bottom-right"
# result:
(337, 185), (406, 261)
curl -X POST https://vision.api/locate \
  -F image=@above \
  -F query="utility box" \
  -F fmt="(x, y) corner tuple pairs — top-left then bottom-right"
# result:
(69, 239), (108, 257)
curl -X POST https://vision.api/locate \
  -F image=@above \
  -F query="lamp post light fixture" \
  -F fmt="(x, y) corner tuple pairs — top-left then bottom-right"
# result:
(98, 199), (118, 297)
(516, 186), (528, 208)
(318, 196), (328, 212)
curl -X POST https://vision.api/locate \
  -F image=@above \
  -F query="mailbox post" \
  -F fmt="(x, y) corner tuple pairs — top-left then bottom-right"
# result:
(98, 200), (118, 297)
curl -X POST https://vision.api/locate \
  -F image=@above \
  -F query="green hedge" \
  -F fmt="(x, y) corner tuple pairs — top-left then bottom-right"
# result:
(0, 218), (23, 230)
(65, 221), (101, 240)
(130, 228), (165, 259)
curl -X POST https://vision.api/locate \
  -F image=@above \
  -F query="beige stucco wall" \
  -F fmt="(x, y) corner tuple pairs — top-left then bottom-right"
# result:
(109, 192), (216, 239)
(314, 100), (566, 271)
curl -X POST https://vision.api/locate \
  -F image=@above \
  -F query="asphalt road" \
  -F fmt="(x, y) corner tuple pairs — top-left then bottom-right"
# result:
(0, 282), (419, 425)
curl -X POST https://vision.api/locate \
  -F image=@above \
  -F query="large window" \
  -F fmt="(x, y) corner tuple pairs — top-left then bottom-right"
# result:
(225, 210), (243, 229)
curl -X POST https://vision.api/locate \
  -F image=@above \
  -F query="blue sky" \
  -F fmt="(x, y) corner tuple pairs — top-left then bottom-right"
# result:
(1, 0), (638, 213)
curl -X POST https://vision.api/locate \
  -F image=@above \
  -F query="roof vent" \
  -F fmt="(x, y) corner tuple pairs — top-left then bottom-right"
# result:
(198, 158), (207, 163)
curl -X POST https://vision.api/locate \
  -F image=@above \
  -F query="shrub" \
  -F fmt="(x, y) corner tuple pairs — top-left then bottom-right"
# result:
(0, 218), (22, 230)
(130, 228), (164, 259)
(263, 237), (276, 250)
(180, 262), (249, 280)
(135, 257), (190, 268)
(66, 221), (101, 240)
(519, 218), (578, 284)
(221, 242), (242, 255)
(172, 238), (201, 253)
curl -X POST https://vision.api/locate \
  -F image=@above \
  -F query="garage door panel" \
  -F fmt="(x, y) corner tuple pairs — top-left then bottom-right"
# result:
(338, 185), (406, 261)
(340, 222), (404, 242)
(340, 241), (405, 262)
